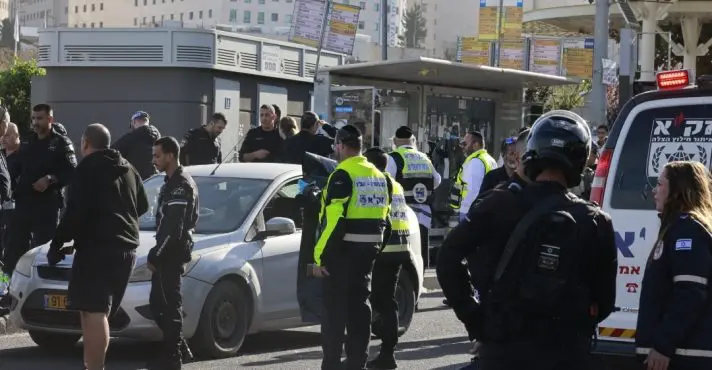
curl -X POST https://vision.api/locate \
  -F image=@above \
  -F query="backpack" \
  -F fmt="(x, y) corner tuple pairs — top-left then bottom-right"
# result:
(483, 192), (596, 340)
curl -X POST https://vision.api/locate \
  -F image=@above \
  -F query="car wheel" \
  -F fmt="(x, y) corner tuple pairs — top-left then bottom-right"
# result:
(28, 330), (81, 352)
(190, 280), (251, 359)
(372, 269), (417, 338)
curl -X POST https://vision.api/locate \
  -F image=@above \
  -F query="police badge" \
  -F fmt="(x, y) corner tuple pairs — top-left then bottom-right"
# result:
(653, 240), (664, 260)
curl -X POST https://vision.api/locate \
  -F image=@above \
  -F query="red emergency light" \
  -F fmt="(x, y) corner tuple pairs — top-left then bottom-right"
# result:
(656, 70), (690, 90)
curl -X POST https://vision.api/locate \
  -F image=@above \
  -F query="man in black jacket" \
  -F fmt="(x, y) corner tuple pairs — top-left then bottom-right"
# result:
(148, 136), (199, 370)
(283, 111), (333, 164)
(48, 123), (148, 370)
(179, 113), (226, 165)
(112, 111), (161, 179)
(238, 104), (284, 163)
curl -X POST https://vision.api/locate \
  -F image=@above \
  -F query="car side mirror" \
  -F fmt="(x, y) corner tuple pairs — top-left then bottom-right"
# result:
(254, 217), (296, 240)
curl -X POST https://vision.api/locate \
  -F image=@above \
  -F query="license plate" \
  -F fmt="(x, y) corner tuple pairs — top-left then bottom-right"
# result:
(44, 294), (68, 310)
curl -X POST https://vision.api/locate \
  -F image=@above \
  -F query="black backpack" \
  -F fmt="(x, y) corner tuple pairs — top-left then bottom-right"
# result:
(483, 192), (596, 340)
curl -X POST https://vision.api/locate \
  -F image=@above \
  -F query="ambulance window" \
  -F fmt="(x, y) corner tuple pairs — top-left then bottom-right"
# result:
(611, 104), (712, 209)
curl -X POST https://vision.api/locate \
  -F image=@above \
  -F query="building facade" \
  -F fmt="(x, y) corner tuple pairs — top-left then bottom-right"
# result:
(16, 0), (68, 27)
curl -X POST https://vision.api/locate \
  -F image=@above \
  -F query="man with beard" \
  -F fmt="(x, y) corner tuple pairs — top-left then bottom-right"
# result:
(239, 104), (284, 163)
(112, 111), (161, 180)
(180, 113), (227, 165)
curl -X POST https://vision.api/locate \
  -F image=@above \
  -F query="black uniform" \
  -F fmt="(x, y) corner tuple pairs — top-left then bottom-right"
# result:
(238, 126), (284, 163)
(479, 166), (511, 194)
(50, 149), (148, 315)
(112, 124), (161, 180)
(2, 123), (76, 275)
(636, 213), (712, 370)
(437, 111), (618, 370)
(147, 166), (199, 365)
(0, 149), (12, 263)
(283, 130), (333, 164)
(180, 126), (222, 165)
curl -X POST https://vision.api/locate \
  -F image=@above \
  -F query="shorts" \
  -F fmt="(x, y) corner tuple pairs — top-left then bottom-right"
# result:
(67, 248), (136, 316)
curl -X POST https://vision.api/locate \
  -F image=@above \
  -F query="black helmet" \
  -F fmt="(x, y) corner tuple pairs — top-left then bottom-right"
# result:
(522, 110), (591, 187)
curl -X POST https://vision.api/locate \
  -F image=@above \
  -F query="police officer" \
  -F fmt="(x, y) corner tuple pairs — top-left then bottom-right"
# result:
(180, 113), (227, 165)
(364, 147), (410, 370)
(112, 111), (161, 180)
(147, 136), (199, 370)
(311, 124), (390, 370)
(636, 160), (712, 370)
(1, 104), (76, 294)
(449, 131), (497, 222)
(437, 111), (617, 370)
(386, 126), (440, 270)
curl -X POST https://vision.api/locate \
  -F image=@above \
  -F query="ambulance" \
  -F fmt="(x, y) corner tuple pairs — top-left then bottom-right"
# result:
(593, 69), (712, 354)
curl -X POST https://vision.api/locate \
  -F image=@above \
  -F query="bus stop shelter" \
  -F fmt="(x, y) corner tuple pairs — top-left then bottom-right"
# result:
(313, 56), (578, 153)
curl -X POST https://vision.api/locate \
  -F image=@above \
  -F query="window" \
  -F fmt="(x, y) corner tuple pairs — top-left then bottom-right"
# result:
(99, 22), (103, 27)
(199, 10), (203, 19)
(144, 0), (147, 5)
(153, 0), (156, 3)
(257, 11), (264, 24)
(140, 176), (270, 234)
(374, 22), (379, 31)
(243, 10), (251, 23)
(90, 22), (94, 27)
(209, 9), (213, 18)
(65, 6), (68, 14)
(358, 21), (364, 29)
(91, 4), (95, 11)
(245, 0), (251, 3)
(180, 12), (184, 20)
(286, 14), (292, 23)
(143, 16), (146, 24)
(229, 9), (237, 22)
(610, 103), (712, 210)
(74, 5), (78, 12)
(100, 3), (103, 10)
(286, 0), (292, 2)
(135, 0), (138, 5)
(359, 1), (365, 9)
(170, 14), (174, 19)
(134, 17), (138, 25)
(259, 0), (265, 3)
(152, 15), (155, 23)
(161, 15), (164, 21)
(82, 23), (86, 27)
(260, 179), (303, 230)
(271, 13), (278, 21)
(374, 3), (379, 11)
(189, 11), (193, 20)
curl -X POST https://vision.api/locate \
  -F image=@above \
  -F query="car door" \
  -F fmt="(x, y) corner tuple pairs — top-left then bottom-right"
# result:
(257, 178), (303, 322)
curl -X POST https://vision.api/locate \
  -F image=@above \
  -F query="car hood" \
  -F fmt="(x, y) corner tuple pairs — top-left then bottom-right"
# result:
(33, 231), (232, 267)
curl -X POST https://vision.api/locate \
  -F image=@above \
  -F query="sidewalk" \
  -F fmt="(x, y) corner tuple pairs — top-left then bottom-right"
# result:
(423, 268), (441, 291)
(0, 313), (19, 335)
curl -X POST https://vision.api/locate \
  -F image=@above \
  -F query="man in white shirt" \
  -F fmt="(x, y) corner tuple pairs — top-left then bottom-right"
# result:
(386, 126), (442, 270)
(449, 131), (498, 222)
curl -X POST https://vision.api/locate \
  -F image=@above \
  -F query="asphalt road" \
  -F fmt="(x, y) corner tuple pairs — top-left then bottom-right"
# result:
(0, 291), (639, 370)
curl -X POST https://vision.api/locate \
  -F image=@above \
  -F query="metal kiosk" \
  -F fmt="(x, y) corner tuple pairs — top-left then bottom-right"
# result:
(312, 57), (577, 250)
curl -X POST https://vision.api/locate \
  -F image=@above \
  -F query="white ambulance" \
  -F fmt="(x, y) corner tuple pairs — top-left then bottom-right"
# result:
(592, 69), (712, 354)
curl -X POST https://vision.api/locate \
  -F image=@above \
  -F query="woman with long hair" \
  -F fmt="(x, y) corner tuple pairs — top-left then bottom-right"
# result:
(279, 116), (298, 140)
(636, 160), (712, 370)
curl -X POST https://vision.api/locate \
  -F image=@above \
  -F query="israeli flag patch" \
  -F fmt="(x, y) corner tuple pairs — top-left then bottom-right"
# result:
(675, 239), (692, 251)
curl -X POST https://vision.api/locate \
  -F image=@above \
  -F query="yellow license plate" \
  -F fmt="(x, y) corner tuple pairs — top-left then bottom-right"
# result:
(44, 294), (68, 310)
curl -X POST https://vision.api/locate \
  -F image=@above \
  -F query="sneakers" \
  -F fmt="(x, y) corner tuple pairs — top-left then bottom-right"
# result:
(366, 354), (397, 369)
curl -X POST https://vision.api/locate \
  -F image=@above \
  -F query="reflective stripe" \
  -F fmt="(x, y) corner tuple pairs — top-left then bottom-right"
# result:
(382, 244), (409, 253)
(404, 190), (432, 197)
(343, 233), (383, 243)
(166, 200), (188, 206)
(636, 347), (712, 358)
(673, 275), (709, 285)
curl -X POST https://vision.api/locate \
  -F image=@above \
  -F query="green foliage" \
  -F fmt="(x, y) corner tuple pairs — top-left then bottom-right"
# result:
(398, 3), (427, 48)
(0, 18), (14, 48)
(544, 81), (591, 111)
(0, 59), (46, 136)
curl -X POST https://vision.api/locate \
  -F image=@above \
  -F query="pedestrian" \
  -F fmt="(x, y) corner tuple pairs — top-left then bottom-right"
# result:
(311, 124), (390, 370)
(283, 112), (333, 165)
(112, 110), (161, 180)
(273, 104), (282, 123)
(179, 112), (226, 166)
(238, 104), (284, 163)
(279, 116), (298, 140)
(0, 109), (13, 305)
(448, 131), (497, 222)
(479, 136), (517, 194)
(595, 124), (608, 153)
(47, 123), (148, 370)
(147, 136), (199, 370)
(635, 160), (712, 370)
(0, 104), (77, 312)
(364, 147), (410, 370)
(437, 110), (617, 370)
(385, 126), (441, 270)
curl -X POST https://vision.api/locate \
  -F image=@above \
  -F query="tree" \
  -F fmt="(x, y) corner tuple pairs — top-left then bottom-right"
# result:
(544, 81), (591, 111)
(0, 18), (14, 48)
(0, 59), (46, 136)
(398, 3), (427, 48)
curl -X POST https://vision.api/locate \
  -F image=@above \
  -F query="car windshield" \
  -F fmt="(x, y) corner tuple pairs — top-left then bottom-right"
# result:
(139, 175), (270, 234)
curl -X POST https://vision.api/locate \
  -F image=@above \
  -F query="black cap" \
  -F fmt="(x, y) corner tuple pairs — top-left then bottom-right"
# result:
(395, 126), (413, 139)
(131, 111), (149, 121)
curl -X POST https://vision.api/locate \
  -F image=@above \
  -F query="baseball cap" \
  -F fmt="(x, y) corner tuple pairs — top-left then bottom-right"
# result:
(131, 111), (150, 121)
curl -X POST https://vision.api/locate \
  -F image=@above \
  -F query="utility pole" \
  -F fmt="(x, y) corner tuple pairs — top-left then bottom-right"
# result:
(591, 0), (609, 126)
(381, 0), (388, 60)
(494, 0), (504, 66)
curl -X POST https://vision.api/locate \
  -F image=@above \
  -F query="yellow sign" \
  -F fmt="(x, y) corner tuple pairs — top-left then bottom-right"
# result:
(478, 7), (498, 40)
(562, 39), (594, 79)
(460, 37), (491, 66)
(529, 39), (561, 75)
(502, 6), (523, 40)
(499, 40), (524, 69)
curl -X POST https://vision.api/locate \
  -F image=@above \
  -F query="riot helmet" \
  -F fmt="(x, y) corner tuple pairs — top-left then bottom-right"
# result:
(522, 110), (591, 187)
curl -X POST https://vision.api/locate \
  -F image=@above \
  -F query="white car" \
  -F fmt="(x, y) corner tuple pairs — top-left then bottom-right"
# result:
(592, 70), (712, 354)
(8, 163), (424, 358)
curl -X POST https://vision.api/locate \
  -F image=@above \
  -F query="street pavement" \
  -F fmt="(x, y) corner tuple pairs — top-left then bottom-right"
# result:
(0, 290), (639, 370)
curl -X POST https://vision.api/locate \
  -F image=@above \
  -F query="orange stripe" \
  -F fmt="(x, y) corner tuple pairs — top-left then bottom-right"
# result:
(598, 327), (637, 338)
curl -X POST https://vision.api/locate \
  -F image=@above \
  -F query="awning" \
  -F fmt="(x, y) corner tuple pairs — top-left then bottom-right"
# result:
(321, 57), (578, 91)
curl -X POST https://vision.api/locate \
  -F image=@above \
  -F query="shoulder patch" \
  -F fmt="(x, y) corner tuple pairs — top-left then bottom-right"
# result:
(675, 238), (692, 251)
(171, 186), (186, 196)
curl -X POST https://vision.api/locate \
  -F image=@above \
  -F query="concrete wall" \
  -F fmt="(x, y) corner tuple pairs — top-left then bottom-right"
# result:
(31, 67), (313, 156)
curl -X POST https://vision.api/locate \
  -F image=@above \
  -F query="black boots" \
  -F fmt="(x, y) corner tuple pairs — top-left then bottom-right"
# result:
(366, 354), (397, 369)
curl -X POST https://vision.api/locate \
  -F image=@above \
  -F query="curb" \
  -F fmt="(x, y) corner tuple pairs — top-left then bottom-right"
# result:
(423, 270), (441, 291)
(0, 314), (21, 336)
